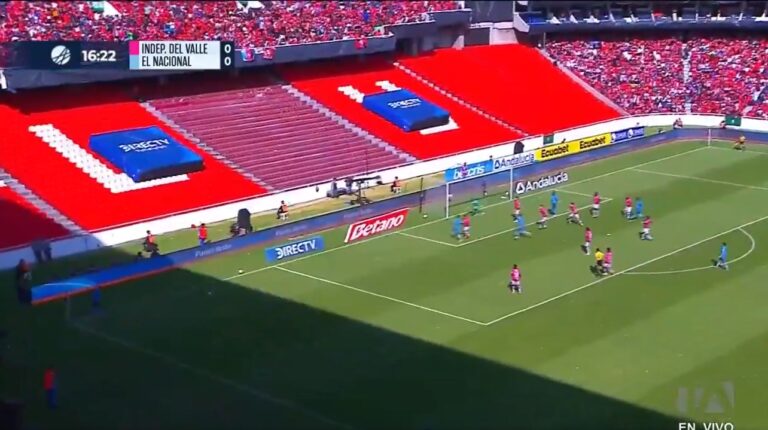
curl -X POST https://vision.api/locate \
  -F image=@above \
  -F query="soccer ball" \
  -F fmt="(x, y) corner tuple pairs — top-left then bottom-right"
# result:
(422, 214), (428, 219)
(238, 269), (244, 274)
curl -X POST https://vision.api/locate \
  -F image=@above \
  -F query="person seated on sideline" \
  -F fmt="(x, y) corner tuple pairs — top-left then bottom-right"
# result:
(277, 201), (289, 221)
(134, 251), (145, 262)
(734, 135), (746, 151)
(15, 259), (31, 303)
(673, 117), (683, 129)
(391, 176), (402, 194)
(143, 230), (159, 254)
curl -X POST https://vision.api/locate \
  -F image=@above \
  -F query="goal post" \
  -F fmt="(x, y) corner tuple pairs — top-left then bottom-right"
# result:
(444, 165), (515, 218)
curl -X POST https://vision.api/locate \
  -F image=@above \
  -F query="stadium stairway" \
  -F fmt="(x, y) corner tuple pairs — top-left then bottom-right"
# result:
(0, 170), (74, 250)
(280, 57), (524, 159)
(148, 84), (412, 190)
(396, 45), (622, 135)
(0, 87), (266, 231)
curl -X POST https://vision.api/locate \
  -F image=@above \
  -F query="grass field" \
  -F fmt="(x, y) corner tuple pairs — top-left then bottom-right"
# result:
(3, 140), (768, 430)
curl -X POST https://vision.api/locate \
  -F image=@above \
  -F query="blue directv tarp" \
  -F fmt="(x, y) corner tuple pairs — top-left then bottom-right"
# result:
(362, 89), (450, 132)
(89, 126), (204, 182)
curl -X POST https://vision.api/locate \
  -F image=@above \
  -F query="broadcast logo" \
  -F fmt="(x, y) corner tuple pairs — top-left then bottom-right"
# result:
(344, 208), (409, 243)
(50, 45), (71, 66)
(515, 172), (569, 195)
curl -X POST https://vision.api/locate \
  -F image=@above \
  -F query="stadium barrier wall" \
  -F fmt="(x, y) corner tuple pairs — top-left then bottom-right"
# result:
(0, 113), (762, 269)
(28, 127), (767, 303)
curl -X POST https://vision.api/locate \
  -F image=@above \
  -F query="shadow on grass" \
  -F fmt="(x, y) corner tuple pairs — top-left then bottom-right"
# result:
(1, 260), (689, 430)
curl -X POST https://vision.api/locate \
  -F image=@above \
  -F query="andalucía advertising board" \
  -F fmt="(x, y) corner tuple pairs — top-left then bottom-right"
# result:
(514, 172), (569, 195)
(492, 152), (535, 172)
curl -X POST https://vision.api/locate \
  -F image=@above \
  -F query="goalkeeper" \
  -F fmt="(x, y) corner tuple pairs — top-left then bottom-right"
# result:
(470, 198), (483, 216)
(734, 135), (746, 151)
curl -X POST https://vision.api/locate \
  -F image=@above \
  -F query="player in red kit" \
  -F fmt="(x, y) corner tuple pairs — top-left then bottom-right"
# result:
(623, 196), (633, 220)
(567, 202), (583, 225)
(603, 247), (614, 274)
(512, 197), (521, 220)
(537, 204), (549, 229)
(590, 192), (601, 218)
(582, 227), (593, 255)
(640, 216), (653, 240)
(462, 213), (471, 239)
(508, 264), (522, 294)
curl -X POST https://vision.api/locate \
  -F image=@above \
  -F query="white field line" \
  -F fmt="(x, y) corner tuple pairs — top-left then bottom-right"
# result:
(70, 321), (355, 430)
(274, 266), (486, 326)
(395, 189), (604, 247)
(707, 146), (768, 156)
(397, 231), (459, 247)
(483, 214), (768, 326)
(456, 199), (614, 247)
(557, 189), (597, 198)
(631, 168), (768, 192)
(225, 145), (707, 282)
(624, 227), (756, 275)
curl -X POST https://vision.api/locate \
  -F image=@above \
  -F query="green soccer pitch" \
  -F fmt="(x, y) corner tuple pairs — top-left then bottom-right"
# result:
(3, 140), (768, 430)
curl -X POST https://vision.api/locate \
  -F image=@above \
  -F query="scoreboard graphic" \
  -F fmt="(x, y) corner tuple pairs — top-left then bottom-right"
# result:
(2, 41), (236, 71)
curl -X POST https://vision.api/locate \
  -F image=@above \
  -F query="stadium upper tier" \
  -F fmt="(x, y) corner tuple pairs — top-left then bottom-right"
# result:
(0, 0), (460, 47)
(396, 45), (623, 135)
(546, 36), (768, 118)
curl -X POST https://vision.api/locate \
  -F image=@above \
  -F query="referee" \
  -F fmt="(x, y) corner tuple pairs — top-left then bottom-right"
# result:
(592, 248), (605, 276)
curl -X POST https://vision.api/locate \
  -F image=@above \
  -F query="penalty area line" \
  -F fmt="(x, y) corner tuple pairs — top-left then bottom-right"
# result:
(227, 146), (706, 283)
(483, 215), (768, 326)
(623, 227), (756, 276)
(457, 199), (614, 247)
(274, 266), (486, 326)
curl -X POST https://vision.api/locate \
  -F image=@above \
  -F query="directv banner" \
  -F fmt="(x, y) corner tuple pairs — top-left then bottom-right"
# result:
(444, 159), (493, 183)
(611, 126), (645, 144)
(265, 236), (325, 263)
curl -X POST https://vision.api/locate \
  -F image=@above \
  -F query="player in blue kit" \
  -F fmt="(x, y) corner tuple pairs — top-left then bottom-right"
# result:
(629, 197), (644, 220)
(452, 215), (463, 241)
(514, 214), (532, 239)
(549, 191), (559, 215)
(713, 242), (729, 270)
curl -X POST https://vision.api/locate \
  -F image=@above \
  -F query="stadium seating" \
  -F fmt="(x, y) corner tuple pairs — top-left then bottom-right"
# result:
(281, 57), (524, 159)
(148, 77), (411, 190)
(687, 37), (768, 116)
(0, 180), (71, 249)
(0, 1), (460, 47)
(545, 38), (687, 115)
(0, 86), (266, 231)
(396, 45), (623, 135)
(546, 36), (768, 118)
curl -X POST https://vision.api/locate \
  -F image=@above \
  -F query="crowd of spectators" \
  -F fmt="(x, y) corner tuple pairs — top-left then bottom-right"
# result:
(686, 37), (768, 116)
(546, 35), (768, 119)
(546, 37), (687, 115)
(0, 1), (460, 48)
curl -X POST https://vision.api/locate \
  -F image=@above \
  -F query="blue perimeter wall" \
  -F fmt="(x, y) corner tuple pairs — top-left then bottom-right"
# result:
(30, 127), (764, 304)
